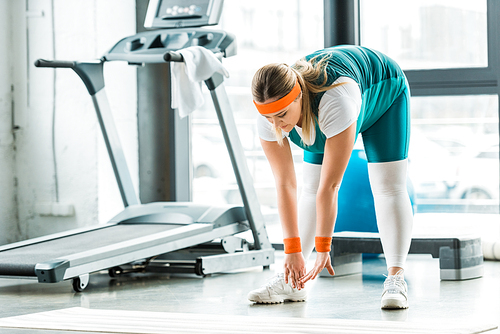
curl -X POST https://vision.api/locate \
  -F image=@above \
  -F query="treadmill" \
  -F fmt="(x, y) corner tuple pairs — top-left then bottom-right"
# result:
(0, 0), (274, 292)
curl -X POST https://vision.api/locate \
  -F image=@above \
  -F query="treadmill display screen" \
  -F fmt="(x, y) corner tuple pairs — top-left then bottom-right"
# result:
(144, 0), (223, 29)
(158, 1), (208, 20)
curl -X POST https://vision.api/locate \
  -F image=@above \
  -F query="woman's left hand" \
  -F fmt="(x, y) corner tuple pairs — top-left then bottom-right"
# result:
(300, 252), (335, 284)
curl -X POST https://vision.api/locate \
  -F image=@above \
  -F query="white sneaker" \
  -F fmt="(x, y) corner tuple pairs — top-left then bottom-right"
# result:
(247, 273), (307, 304)
(381, 270), (409, 309)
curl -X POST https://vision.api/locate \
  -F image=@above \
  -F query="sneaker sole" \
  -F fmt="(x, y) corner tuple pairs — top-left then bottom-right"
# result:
(381, 298), (409, 309)
(249, 296), (307, 304)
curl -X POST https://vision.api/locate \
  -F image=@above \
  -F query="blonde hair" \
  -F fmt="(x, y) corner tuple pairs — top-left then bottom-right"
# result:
(252, 55), (344, 146)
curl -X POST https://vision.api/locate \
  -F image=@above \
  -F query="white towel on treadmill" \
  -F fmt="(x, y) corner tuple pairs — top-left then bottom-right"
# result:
(171, 46), (230, 118)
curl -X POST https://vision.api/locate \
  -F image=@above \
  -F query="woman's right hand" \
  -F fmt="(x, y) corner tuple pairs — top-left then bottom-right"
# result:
(284, 252), (306, 290)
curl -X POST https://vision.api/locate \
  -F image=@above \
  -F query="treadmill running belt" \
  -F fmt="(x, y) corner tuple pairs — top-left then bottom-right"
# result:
(0, 224), (181, 277)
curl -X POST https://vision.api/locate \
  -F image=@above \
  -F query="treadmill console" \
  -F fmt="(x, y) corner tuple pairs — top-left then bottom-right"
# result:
(103, 28), (236, 64)
(144, 0), (224, 29)
(104, 0), (234, 64)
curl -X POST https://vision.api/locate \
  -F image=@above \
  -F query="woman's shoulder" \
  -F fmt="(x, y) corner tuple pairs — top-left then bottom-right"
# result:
(319, 77), (360, 105)
(317, 77), (362, 138)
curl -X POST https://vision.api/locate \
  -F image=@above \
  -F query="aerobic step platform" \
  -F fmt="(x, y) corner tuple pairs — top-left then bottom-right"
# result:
(320, 232), (483, 280)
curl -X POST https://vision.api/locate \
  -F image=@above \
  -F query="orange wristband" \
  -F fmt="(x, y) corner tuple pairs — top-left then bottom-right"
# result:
(315, 236), (332, 253)
(283, 237), (302, 254)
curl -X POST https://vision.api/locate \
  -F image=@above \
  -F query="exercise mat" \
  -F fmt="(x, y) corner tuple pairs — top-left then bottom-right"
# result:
(0, 307), (496, 334)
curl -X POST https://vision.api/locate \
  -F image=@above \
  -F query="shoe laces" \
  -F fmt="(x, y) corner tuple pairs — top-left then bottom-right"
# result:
(267, 273), (285, 286)
(383, 270), (407, 295)
(264, 273), (288, 293)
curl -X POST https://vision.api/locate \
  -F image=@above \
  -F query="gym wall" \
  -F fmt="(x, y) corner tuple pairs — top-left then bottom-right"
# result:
(0, 0), (138, 245)
(0, 0), (18, 244)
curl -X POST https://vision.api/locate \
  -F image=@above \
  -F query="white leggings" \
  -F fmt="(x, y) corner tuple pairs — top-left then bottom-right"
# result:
(298, 160), (413, 269)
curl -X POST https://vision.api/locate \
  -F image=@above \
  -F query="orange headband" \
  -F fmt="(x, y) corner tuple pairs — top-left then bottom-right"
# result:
(253, 80), (301, 115)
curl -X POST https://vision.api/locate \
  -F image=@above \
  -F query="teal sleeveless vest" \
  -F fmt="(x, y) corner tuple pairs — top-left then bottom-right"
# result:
(287, 45), (407, 153)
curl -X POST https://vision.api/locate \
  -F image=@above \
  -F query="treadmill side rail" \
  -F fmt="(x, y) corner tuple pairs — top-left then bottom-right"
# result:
(35, 260), (70, 283)
(196, 249), (274, 275)
(0, 223), (119, 253)
(63, 224), (214, 268)
(109, 202), (247, 228)
(198, 206), (247, 228)
(61, 222), (248, 281)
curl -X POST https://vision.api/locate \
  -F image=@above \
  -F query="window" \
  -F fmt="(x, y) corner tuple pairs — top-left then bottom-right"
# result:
(361, 0), (499, 236)
(410, 95), (499, 211)
(360, 0), (488, 70)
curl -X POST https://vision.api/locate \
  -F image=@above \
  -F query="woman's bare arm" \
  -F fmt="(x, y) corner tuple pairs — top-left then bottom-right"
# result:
(300, 122), (357, 283)
(261, 137), (306, 288)
(260, 137), (299, 238)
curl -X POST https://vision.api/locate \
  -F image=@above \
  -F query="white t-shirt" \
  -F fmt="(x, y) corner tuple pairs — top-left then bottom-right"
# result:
(257, 77), (362, 144)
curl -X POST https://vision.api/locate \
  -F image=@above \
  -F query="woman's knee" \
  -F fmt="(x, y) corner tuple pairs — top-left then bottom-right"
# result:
(367, 160), (408, 196)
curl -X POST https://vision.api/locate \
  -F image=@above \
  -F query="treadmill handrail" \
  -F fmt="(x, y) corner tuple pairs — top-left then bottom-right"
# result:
(35, 59), (105, 96)
(163, 51), (184, 62)
(34, 59), (140, 207)
(163, 50), (224, 63)
(34, 59), (75, 68)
